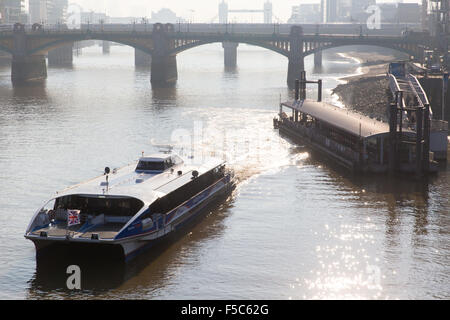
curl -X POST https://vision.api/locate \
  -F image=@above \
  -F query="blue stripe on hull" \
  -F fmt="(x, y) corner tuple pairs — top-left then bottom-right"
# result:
(124, 181), (232, 262)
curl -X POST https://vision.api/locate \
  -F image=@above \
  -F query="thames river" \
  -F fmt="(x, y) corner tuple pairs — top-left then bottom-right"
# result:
(0, 44), (448, 299)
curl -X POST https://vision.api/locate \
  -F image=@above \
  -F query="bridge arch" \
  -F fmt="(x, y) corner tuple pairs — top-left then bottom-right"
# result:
(303, 43), (416, 60)
(170, 39), (289, 58)
(27, 35), (154, 56)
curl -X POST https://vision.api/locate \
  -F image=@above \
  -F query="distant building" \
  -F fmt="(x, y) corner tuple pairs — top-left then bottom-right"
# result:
(422, 0), (429, 30)
(29, 0), (68, 25)
(288, 4), (321, 24)
(318, 0), (377, 23)
(377, 2), (422, 24)
(397, 3), (421, 23)
(379, 3), (398, 23)
(149, 8), (178, 23)
(218, 0), (228, 23)
(350, 0), (376, 23)
(0, 0), (25, 24)
(29, 0), (47, 24)
(47, 0), (68, 24)
(322, 0), (338, 23)
(80, 11), (109, 24)
(337, 0), (352, 22)
(322, 0), (356, 23)
(263, 1), (272, 24)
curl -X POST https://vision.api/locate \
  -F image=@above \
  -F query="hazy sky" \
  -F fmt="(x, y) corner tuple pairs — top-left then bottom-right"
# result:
(71, 0), (421, 23)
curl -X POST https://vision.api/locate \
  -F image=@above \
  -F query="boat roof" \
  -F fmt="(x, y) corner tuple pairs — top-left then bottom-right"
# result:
(139, 154), (172, 161)
(54, 154), (225, 205)
(281, 99), (413, 139)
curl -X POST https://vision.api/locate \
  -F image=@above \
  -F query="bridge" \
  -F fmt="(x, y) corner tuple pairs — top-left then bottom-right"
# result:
(0, 23), (435, 87)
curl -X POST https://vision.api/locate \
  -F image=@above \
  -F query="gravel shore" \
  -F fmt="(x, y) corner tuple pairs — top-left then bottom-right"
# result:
(332, 49), (407, 122)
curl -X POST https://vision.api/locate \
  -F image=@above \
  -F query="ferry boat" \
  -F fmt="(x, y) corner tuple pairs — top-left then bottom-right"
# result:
(274, 72), (438, 176)
(25, 151), (234, 261)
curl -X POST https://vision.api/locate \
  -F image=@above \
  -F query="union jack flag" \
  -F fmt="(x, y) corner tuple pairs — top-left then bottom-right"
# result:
(67, 210), (81, 227)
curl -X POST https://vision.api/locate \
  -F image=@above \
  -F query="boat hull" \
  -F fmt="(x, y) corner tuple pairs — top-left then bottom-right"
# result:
(122, 177), (233, 261)
(29, 176), (234, 263)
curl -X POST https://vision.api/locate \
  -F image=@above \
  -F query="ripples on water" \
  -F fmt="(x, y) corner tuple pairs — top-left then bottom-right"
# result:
(0, 45), (448, 299)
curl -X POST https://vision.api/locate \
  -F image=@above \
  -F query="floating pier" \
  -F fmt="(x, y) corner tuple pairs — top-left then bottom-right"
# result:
(274, 71), (439, 176)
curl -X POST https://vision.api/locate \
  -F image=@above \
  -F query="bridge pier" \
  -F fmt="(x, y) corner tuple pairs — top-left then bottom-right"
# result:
(314, 50), (323, 68)
(222, 42), (239, 68)
(151, 23), (177, 87)
(135, 49), (152, 67)
(287, 26), (305, 88)
(151, 55), (177, 86)
(102, 41), (110, 54)
(11, 54), (47, 84)
(48, 43), (73, 67)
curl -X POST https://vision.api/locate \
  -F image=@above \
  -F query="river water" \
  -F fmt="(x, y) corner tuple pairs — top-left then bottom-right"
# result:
(0, 44), (448, 299)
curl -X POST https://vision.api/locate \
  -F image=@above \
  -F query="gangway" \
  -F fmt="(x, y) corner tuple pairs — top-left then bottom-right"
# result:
(388, 61), (448, 160)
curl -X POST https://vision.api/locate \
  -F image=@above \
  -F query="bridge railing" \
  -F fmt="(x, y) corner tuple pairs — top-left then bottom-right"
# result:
(0, 24), (416, 39)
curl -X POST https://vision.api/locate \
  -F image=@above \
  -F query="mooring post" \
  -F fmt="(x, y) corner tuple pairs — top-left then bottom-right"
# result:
(300, 72), (307, 122)
(294, 79), (300, 122)
(295, 79), (300, 100)
(317, 79), (322, 102)
(300, 71), (306, 100)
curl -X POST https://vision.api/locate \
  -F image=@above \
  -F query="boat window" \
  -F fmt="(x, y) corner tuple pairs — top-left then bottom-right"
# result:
(146, 166), (226, 216)
(136, 160), (165, 171)
(54, 195), (144, 217)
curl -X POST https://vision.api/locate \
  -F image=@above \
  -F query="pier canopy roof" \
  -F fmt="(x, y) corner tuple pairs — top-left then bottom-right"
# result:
(281, 100), (412, 139)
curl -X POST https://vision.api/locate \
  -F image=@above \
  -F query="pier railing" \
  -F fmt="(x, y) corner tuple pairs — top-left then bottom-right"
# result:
(407, 73), (430, 109)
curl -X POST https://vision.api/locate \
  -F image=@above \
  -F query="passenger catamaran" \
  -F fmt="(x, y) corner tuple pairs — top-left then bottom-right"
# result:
(25, 150), (234, 261)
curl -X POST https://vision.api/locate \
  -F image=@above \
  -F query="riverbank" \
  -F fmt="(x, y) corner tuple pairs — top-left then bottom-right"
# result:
(332, 49), (407, 121)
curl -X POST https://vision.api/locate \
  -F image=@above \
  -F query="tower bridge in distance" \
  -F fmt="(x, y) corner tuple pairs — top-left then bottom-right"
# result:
(216, 0), (274, 24)
(0, 22), (441, 88)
